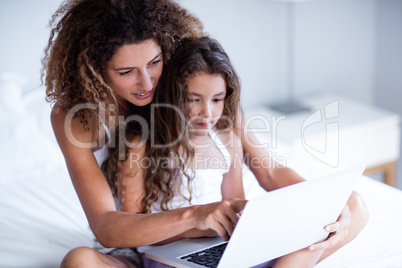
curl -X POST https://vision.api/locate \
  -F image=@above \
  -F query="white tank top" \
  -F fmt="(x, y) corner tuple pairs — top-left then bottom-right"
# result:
(150, 130), (231, 213)
(93, 124), (231, 213)
(93, 119), (110, 167)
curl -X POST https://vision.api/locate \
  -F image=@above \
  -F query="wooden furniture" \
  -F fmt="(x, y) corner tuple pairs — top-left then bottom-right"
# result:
(363, 161), (397, 187)
(244, 94), (401, 187)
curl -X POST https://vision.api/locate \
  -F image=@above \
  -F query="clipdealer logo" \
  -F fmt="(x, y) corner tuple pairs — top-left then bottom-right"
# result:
(301, 100), (339, 168)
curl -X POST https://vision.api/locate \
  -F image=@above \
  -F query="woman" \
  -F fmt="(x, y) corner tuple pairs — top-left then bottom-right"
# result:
(42, 0), (368, 267)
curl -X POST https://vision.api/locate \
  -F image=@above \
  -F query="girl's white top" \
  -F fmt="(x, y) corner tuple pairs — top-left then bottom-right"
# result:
(150, 129), (231, 212)
(93, 123), (231, 212)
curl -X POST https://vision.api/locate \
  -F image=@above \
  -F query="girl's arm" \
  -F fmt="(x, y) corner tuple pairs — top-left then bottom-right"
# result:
(52, 108), (246, 248)
(239, 122), (304, 190)
(219, 131), (245, 201)
(237, 112), (368, 253)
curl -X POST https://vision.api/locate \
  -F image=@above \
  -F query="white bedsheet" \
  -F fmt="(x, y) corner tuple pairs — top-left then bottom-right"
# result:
(242, 166), (402, 268)
(316, 177), (402, 268)
(0, 168), (94, 268)
(0, 73), (95, 267)
(1, 74), (402, 267)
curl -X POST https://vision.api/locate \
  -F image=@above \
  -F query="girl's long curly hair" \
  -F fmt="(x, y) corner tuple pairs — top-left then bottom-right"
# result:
(42, 0), (204, 129)
(105, 37), (242, 213)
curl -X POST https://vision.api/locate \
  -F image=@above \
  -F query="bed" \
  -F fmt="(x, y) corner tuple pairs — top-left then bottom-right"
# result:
(1, 72), (402, 267)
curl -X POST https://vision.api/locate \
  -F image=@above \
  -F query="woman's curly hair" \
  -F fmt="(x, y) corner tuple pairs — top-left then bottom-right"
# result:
(42, 0), (204, 128)
(104, 37), (242, 213)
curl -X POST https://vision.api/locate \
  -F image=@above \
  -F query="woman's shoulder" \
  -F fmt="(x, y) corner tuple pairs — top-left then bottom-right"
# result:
(51, 102), (97, 129)
(50, 101), (104, 148)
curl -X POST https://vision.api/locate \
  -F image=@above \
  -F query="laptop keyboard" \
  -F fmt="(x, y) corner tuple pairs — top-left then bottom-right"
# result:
(179, 242), (228, 268)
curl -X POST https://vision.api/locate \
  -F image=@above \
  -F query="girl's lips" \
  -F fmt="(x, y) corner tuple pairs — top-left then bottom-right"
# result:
(196, 122), (211, 128)
(133, 90), (153, 99)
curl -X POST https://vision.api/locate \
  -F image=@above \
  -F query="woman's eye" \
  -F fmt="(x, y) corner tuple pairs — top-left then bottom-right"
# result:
(187, 99), (199, 103)
(213, 98), (223, 102)
(119, 70), (131, 76)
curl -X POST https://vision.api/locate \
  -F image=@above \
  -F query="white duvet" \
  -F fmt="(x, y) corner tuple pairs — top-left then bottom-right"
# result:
(1, 73), (402, 267)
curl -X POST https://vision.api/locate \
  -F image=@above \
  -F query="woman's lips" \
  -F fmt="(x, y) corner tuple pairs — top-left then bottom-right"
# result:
(133, 90), (153, 99)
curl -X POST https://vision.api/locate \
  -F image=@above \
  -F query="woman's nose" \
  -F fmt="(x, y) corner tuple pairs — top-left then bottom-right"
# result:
(138, 69), (153, 92)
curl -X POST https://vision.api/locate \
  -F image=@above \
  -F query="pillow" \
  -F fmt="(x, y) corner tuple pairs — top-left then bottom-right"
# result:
(0, 72), (27, 122)
(0, 73), (62, 185)
(23, 86), (55, 142)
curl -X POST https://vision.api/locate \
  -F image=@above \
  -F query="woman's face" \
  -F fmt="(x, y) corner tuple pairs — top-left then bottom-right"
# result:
(104, 39), (163, 108)
(186, 72), (226, 136)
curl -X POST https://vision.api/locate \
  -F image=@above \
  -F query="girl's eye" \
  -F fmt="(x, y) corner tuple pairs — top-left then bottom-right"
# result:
(150, 58), (162, 66)
(187, 99), (199, 103)
(213, 98), (224, 102)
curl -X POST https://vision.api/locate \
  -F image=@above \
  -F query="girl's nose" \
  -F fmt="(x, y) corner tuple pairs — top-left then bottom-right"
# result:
(200, 103), (212, 118)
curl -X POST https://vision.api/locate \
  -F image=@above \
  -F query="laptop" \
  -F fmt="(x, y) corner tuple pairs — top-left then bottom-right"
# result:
(144, 163), (365, 268)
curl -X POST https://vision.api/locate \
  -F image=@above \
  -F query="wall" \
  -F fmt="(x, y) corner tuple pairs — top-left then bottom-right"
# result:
(0, 0), (60, 91)
(294, 0), (376, 103)
(374, 0), (402, 189)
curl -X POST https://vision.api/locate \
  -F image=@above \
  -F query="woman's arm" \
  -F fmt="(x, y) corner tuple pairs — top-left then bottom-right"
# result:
(52, 109), (246, 248)
(117, 134), (248, 245)
(51, 108), (119, 234)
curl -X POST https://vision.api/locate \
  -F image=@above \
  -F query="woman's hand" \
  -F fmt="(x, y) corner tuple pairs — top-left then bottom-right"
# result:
(309, 204), (352, 251)
(185, 228), (218, 239)
(191, 198), (247, 241)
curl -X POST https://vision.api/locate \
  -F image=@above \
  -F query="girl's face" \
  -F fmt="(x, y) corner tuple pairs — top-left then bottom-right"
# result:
(104, 39), (163, 108)
(186, 72), (226, 136)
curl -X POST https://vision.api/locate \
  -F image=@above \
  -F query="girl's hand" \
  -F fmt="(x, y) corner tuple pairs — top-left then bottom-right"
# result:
(309, 204), (351, 251)
(191, 198), (247, 241)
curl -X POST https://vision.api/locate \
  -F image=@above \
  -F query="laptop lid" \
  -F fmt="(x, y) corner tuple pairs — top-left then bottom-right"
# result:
(145, 163), (365, 268)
